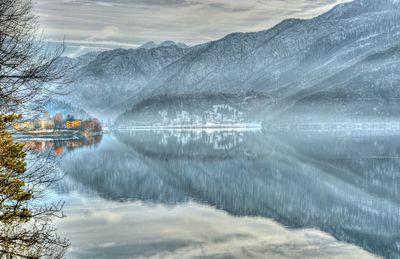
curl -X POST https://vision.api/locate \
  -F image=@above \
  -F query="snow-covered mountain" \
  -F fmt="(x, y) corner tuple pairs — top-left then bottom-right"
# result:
(63, 0), (400, 121)
(139, 41), (189, 49)
(58, 51), (100, 71)
(45, 99), (92, 120)
(64, 45), (192, 119)
(114, 93), (267, 128)
(129, 0), (400, 122)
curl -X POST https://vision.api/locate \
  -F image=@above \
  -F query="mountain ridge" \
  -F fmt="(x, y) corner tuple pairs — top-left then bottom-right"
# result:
(63, 0), (400, 121)
(139, 41), (189, 49)
(127, 0), (400, 121)
(62, 44), (192, 119)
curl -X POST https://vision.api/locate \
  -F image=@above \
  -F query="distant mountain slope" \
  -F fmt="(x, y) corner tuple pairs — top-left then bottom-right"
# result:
(277, 44), (400, 122)
(63, 0), (400, 121)
(124, 0), (400, 121)
(65, 45), (192, 119)
(114, 93), (268, 127)
(45, 99), (92, 120)
(58, 51), (100, 71)
(139, 41), (189, 49)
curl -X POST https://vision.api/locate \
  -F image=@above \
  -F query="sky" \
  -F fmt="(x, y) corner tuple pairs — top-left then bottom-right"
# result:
(33, 0), (351, 52)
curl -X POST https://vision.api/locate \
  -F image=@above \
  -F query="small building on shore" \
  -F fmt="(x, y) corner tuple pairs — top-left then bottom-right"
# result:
(66, 120), (82, 129)
(13, 121), (35, 131)
(38, 119), (54, 130)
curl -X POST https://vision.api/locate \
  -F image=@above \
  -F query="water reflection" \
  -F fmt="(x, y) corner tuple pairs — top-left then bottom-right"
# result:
(22, 134), (103, 156)
(56, 129), (400, 258)
(56, 199), (375, 259)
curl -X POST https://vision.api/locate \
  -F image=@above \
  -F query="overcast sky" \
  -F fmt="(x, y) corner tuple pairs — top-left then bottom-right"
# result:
(33, 0), (350, 50)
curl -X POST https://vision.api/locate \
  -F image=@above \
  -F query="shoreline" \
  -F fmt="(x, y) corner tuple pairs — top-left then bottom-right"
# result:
(115, 123), (262, 131)
(11, 130), (103, 141)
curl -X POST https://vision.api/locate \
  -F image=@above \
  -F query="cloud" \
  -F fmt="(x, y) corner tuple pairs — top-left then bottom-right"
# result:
(89, 25), (121, 40)
(33, 0), (352, 48)
(56, 200), (376, 259)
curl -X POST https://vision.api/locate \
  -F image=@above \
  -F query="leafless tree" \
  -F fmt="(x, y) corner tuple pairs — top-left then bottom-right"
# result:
(0, 0), (71, 257)
(0, 0), (70, 115)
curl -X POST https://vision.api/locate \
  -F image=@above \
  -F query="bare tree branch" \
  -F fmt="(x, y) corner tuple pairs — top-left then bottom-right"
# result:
(0, 0), (71, 257)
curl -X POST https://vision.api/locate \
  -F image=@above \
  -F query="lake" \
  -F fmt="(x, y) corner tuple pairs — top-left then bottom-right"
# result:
(33, 128), (400, 258)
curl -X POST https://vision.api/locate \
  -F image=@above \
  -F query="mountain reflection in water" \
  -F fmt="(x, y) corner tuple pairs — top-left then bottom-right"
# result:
(54, 129), (400, 258)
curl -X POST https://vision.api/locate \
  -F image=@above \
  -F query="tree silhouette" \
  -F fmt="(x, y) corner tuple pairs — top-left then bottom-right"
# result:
(0, 0), (69, 115)
(0, 0), (70, 257)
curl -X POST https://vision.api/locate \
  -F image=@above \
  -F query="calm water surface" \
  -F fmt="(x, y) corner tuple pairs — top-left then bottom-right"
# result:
(36, 129), (400, 258)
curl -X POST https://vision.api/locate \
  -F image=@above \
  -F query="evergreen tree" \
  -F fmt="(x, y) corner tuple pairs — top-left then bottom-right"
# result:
(0, 114), (32, 223)
(0, 0), (70, 257)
